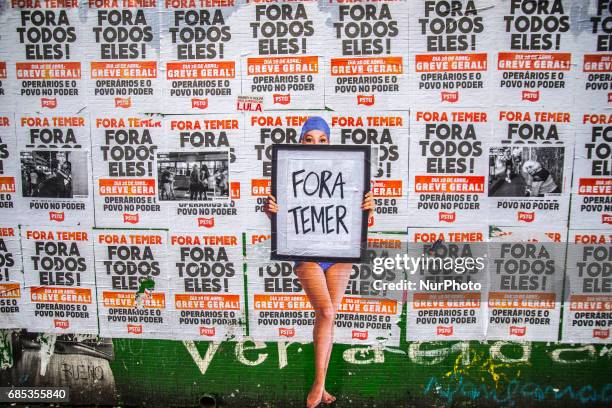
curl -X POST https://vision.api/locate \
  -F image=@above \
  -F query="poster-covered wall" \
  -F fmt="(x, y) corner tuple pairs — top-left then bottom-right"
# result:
(0, 0), (608, 346)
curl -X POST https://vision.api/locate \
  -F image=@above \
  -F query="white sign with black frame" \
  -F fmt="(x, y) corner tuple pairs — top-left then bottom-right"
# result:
(271, 144), (370, 263)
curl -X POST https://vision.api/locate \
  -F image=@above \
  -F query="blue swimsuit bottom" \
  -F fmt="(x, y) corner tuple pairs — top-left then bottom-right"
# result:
(294, 262), (335, 273)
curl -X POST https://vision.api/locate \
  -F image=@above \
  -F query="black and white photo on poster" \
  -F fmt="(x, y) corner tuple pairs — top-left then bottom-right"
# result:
(488, 146), (563, 198)
(21, 150), (88, 199)
(16, 114), (93, 226)
(157, 151), (229, 201)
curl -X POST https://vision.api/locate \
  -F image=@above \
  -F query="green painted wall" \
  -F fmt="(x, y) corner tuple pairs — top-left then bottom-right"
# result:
(109, 338), (612, 407)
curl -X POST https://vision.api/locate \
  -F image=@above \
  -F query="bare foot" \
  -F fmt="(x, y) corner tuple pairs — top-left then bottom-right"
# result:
(306, 383), (324, 408)
(322, 390), (336, 404)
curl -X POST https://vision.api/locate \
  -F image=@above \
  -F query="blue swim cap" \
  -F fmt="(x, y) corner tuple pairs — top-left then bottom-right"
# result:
(299, 116), (330, 143)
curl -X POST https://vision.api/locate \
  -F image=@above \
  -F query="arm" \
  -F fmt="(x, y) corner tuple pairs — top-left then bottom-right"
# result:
(362, 191), (375, 225)
(264, 194), (278, 220)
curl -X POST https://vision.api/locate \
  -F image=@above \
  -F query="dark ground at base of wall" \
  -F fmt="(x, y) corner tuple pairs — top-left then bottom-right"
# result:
(96, 396), (612, 408)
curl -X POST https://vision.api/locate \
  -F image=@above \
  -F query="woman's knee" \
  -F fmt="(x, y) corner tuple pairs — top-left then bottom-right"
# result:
(316, 305), (336, 322)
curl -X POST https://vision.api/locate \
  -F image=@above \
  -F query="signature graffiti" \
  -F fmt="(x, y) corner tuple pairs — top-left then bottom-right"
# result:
(423, 375), (612, 406)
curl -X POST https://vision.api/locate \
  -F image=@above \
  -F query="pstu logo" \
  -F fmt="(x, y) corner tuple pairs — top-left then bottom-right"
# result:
(54, 319), (69, 329)
(198, 217), (215, 228)
(192, 98), (209, 109)
(127, 324), (143, 334)
(518, 212), (535, 222)
(49, 211), (65, 222)
(352, 330), (368, 340)
(41, 98), (57, 108)
(199, 327), (216, 337)
(279, 327), (295, 337)
(436, 326), (453, 336)
(123, 213), (139, 224)
(357, 95), (375, 106)
(441, 91), (458, 103)
(115, 97), (132, 108)
(602, 214), (612, 225)
(509, 326), (526, 336)
(593, 329), (609, 339)
(439, 212), (456, 222)
(522, 91), (540, 102)
(273, 94), (291, 105)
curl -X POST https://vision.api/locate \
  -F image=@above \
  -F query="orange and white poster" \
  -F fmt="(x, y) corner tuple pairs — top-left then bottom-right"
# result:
(6, 1), (86, 112)
(167, 231), (244, 340)
(562, 230), (612, 343)
(238, 0), (325, 110)
(329, 112), (408, 231)
(21, 226), (98, 334)
(0, 225), (24, 329)
(335, 233), (402, 345)
(408, 109), (489, 226)
(92, 115), (162, 228)
(488, 109), (573, 226)
(408, 0), (493, 107)
(242, 112), (310, 232)
(487, 226), (566, 341)
(246, 232), (312, 342)
(159, 115), (243, 231)
(94, 229), (170, 339)
(406, 227), (487, 340)
(0, 113), (18, 215)
(0, 10), (15, 111)
(574, 0), (612, 108)
(85, 1), (160, 112)
(491, 0), (576, 106)
(16, 113), (94, 226)
(570, 113), (612, 229)
(160, 0), (240, 113)
(323, 0), (408, 110)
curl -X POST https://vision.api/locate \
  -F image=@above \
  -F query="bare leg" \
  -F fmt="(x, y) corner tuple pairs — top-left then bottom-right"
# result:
(295, 262), (334, 408)
(321, 263), (352, 404)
